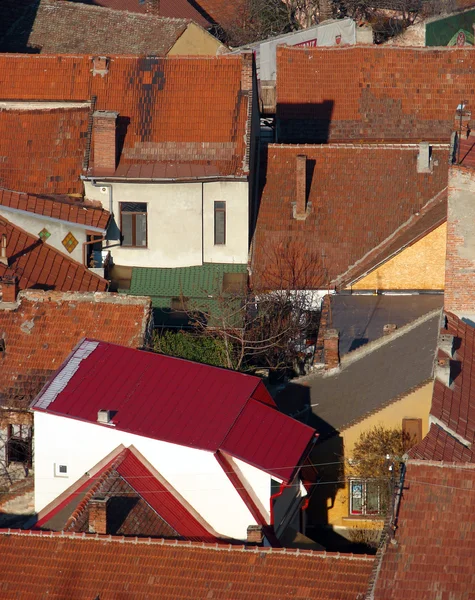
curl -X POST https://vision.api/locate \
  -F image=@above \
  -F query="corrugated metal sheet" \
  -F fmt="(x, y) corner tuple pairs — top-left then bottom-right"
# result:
(32, 341), (316, 480)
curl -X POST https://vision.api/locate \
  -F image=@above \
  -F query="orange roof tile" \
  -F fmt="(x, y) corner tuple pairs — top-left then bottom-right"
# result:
(0, 188), (110, 229)
(194, 0), (245, 29)
(408, 423), (475, 462)
(252, 144), (449, 289)
(0, 531), (374, 599)
(0, 214), (107, 295)
(0, 290), (151, 407)
(372, 461), (475, 599)
(276, 46), (475, 143)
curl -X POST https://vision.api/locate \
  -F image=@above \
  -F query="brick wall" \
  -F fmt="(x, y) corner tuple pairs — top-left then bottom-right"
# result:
(92, 111), (118, 176)
(445, 165), (475, 315)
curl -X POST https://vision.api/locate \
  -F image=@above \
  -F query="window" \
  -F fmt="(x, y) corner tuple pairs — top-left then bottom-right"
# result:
(6, 425), (32, 468)
(214, 201), (226, 245)
(349, 479), (386, 517)
(54, 463), (69, 478)
(120, 203), (147, 247)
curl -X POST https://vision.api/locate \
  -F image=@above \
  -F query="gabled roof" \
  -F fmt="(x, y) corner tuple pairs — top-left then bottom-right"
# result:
(0, 531), (374, 600)
(408, 423), (475, 462)
(0, 188), (110, 230)
(31, 339), (316, 482)
(252, 144), (449, 289)
(372, 461), (475, 599)
(276, 46), (475, 143)
(36, 445), (219, 541)
(0, 106), (90, 195)
(276, 311), (439, 438)
(0, 215), (107, 297)
(2, 0), (190, 55)
(0, 291), (151, 408)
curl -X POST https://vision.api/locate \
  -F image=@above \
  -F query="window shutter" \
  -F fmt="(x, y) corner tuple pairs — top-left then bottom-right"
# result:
(135, 213), (147, 247)
(121, 213), (133, 246)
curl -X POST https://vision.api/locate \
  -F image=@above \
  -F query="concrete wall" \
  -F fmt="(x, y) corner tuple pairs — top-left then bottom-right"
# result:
(84, 180), (249, 268)
(318, 381), (433, 530)
(34, 411), (267, 540)
(168, 23), (225, 56)
(0, 208), (88, 265)
(351, 223), (446, 291)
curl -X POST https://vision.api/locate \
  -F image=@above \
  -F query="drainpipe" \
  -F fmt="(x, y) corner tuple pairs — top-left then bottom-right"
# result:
(269, 481), (288, 529)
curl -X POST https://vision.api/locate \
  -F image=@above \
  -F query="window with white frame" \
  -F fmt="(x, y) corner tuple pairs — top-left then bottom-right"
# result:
(120, 202), (147, 247)
(214, 201), (226, 245)
(349, 479), (386, 517)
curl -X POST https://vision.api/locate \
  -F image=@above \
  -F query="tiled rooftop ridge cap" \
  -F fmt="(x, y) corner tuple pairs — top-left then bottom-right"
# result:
(406, 459), (475, 469)
(276, 44), (475, 54)
(17, 290), (151, 306)
(267, 143), (451, 150)
(0, 529), (375, 558)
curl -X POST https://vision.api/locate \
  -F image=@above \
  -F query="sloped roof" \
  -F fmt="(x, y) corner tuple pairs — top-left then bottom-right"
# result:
(0, 188), (110, 230)
(0, 215), (107, 297)
(372, 461), (475, 599)
(0, 531), (374, 600)
(276, 46), (475, 143)
(0, 53), (251, 188)
(37, 446), (219, 541)
(252, 144), (449, 289)
(0, 107), (90, 195)
(0, 290), (151, 408)
(275, 311), (439, 437)
(194, 0), (245, 30)
(2, 0), (189, 55)
(31, 339), (316, 482)
(408, 423), (475, 462)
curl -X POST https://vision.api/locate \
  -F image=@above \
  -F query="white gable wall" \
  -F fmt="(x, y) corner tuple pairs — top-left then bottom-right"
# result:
(84, 180), (249, 268)
(34, 411), (264, 540)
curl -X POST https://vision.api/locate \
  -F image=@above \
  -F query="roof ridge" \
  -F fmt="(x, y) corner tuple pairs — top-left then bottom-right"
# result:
(0, 529), (375, 558)
(407, 459), (475, 469)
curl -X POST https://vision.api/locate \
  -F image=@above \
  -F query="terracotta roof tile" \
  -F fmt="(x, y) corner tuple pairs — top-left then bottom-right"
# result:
(408, 423), (475, 462)
(252, 144), (449, 289)
(0, 107), (89, 195)
(0, 188), (110, 229)
(0, 290), (151, 408)
(3, 0), (190, 55)
(0, 531), (375, 599)
(194, 0), (246, 29)
(373, 461), (475, 598)
(277, 46), (475, 143)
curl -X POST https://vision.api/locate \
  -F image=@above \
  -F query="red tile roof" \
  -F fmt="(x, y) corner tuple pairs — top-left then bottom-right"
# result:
(0, 107), (89, 195)
(4, 0), (190, 55)
(0, 531), (375, 599)
(194, 0), (245, 30)
(408, 423), (475, 462)
(252, 144), (449, 289)
(0, 215), (107, 296)
(276, 46), (475, 143)
(0, 188), (110, 230)
(32, 340), (316, 482)
(0, 53), (252, 185)
(0, 290), (151, 408)
(372, 461), (475, 599)
(37, 446), (219, 541)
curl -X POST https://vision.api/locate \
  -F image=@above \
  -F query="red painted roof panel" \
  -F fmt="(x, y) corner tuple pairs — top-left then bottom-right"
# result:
(32, 341), (316, 480)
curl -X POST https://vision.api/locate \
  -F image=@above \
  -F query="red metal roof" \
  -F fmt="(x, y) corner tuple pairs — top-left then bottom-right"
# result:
(32, 340), (316, 482)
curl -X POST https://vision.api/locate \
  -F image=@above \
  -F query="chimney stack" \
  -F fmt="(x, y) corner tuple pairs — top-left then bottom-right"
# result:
(0, 233), (7, 266)
(445, 165), (475, 316)
(241, 52), (253, 93)
(324, 328), (339, 370)
(247, 524), (264, 545)
(294, 154), (309, 220)
(93, 111), (119, 176)
(1, 275), (18, 303)
(88, 497), (108, 534)
(435, 354), (451, 388)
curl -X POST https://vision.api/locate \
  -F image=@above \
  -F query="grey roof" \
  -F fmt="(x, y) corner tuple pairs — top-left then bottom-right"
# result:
(331, 293), (444, 356)
(275, 310), (440, 437)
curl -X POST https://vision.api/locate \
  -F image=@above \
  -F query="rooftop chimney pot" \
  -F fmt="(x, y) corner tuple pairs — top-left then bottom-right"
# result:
(435, 356), (451, 388)
(438, 333), (455, 357)
(294, 154), (309, 220)
(247, 524), (264, 545)
(92, 111), (119, 176)
(1, 275), (18, 304)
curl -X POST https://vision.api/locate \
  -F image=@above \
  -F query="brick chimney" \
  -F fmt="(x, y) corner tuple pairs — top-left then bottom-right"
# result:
(445, 165), (475, 316)
(294, 154), (309, 220)
(324, 328), (339, 370)
(146, 0), (160, 15)
(247, 524), (263, 545)
(88, 497), (108, 534)
(1, 276), (18, 303)
(241, 51), (253, 93)
(93, 111), (119, 176)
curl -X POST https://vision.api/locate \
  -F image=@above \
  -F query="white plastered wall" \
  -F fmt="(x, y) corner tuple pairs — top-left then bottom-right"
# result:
(234, 457), (271, 521)
(0, 208), (88, 264)
(84, 180), (249, 268)
(34, 411), (261, 540)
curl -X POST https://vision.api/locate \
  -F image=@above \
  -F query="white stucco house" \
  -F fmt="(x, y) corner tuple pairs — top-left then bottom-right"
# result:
(31, 339), (317, 544)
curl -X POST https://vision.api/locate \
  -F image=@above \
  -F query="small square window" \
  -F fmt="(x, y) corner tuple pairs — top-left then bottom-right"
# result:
(54, 463), (69, 477)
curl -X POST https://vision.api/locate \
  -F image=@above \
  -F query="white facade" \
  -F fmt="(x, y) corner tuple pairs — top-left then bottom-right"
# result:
(84, 179), (250, 269)
(0, 207), (94, 265)
(34, 411), (271, 540)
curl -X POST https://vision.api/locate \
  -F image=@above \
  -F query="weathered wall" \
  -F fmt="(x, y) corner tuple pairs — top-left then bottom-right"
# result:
(319, 381), (433, 529)
(168, 23), (225, 56)
(351, 223), (446, 290)
(445, 165), (475, 315)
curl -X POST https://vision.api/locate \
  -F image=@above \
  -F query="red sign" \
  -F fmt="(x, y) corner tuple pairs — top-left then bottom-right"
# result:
(294, 38), (318, 48)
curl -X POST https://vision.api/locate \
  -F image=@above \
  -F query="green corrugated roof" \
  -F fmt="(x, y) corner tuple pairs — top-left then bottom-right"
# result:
(128, 263), (248, 299)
